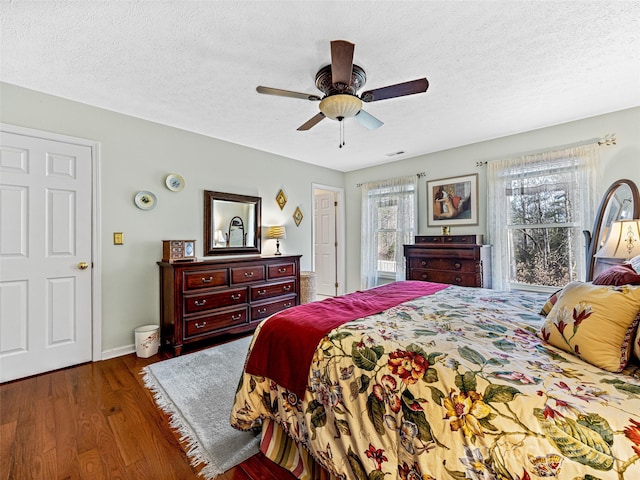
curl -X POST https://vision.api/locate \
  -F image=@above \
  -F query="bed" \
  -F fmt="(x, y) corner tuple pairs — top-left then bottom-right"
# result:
(230, 180), (640, 480)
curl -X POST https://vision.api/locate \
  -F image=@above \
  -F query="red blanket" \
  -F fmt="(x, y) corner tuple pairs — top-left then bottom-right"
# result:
(244, 281), (449, 398)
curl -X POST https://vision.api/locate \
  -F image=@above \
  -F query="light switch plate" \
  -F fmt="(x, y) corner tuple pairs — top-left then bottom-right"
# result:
(114, 232), (124, 245)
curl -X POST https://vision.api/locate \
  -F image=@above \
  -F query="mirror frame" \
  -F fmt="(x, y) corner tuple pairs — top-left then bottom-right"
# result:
(583, 178), (639, 281)
(203, 190), (262, 256)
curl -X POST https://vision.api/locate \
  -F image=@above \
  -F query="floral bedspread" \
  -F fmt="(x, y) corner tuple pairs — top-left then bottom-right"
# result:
(230, 285), (640, 479)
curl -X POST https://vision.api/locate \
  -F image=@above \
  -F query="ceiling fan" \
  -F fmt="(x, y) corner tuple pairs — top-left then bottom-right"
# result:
(256, 40), (429, 146)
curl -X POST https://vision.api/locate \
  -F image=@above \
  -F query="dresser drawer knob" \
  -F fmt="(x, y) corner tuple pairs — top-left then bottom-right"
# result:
(453, 262), (462, 270)
(421, 273), (428, 280)
(420, 260), (428, 267)
(455, 277), (462, 283)
(283, 302), (292, 308)
(231, 314), (242, 321)
(257, 308), (267, 314)
(257, 290), (266, 296)
(201, 276), (213, 283)
(278, 267), (287, 273)
(194, 299), (207, 306)
(231, 293), (242, 300)
(244, 271), (254, 277)
(194, 321), (207, 329)
(283, 285), (291, 292)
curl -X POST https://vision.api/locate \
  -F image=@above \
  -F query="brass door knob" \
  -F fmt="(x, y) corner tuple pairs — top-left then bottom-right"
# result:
(78, 262), (89, 270)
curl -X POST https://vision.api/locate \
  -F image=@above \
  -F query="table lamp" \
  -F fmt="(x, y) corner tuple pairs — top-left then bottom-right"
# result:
(266, 226), (286, 255)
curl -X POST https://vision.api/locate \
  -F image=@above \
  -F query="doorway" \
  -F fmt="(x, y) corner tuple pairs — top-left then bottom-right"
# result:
(0, 124), (100, 382)
(312, 184), (345, 297)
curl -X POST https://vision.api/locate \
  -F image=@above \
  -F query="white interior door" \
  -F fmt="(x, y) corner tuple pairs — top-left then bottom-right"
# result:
(314, 190), (337, 296)
(0, 131), (93, 382)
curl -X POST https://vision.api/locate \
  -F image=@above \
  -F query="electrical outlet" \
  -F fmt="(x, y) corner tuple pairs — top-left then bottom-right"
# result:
(114, 232), (124, 245)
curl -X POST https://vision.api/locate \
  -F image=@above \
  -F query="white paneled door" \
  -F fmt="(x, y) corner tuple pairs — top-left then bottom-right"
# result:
(0, 131), (93, 383)
(314, 190), (337, 297)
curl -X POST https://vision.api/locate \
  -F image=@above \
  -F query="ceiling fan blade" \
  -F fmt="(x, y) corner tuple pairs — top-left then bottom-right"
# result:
(361, 78), (429, 102)
(355, 109), (384, 130)
(330, 40), (355, 87)
(297, 112), (326, 131)
(257, 86), (321, 101)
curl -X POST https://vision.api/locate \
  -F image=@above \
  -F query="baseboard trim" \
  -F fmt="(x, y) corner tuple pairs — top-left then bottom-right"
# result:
(101, 344), (135, 360)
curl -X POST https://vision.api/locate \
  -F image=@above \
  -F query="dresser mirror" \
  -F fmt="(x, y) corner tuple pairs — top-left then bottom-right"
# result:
(204, 191), (261, 255)
(583, 178), (639, 280)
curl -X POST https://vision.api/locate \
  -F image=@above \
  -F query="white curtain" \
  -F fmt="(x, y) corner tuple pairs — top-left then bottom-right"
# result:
(361, 175), (417, 289)
(487, 145), (599, 291)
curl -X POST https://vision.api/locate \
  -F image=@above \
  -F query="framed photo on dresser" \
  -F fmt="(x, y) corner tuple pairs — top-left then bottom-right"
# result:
(427, 174), (478, 226)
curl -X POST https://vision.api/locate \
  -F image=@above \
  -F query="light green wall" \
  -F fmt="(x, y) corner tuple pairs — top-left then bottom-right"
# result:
(2, 81), (638, 354)
(343, 107), (640, 291)
(0, 82), (344, 354)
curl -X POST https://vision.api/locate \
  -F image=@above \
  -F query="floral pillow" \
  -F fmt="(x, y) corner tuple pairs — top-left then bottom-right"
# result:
(592, 263), (640, 286)
(539, 281), (640, 372)
(539, 288), (562, 316)
(635, 329), (640, 361)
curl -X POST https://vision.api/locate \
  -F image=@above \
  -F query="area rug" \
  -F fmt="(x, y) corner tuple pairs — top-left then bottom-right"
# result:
(141, 336), (259, 479)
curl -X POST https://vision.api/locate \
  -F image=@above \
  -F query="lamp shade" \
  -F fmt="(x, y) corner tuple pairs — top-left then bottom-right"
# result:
(319, 94), (362, 120)
(266, 226), (286, 239)
(594, 219), (640, 259)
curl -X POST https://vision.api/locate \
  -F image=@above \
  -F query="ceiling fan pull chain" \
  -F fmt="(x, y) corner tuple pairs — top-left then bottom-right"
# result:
(339, 117), (345, 148)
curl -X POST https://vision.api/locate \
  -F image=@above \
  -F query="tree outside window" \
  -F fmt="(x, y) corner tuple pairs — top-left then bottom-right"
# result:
(488, 146), (598, 291)
(361, 176), (417, 288)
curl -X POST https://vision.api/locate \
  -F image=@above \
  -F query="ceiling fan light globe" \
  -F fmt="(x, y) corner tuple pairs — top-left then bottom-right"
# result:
(319, 94), (362, 120)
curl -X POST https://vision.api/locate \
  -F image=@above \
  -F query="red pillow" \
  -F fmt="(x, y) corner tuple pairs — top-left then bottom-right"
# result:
(592, 263), (640, 286)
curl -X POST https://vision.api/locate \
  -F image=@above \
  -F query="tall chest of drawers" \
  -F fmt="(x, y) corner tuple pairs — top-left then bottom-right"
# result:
(158, 255), (301, 355)
(404, 235), (491, 288)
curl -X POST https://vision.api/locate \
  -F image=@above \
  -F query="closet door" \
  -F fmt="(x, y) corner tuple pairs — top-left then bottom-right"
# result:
(0, 131), (93, 382)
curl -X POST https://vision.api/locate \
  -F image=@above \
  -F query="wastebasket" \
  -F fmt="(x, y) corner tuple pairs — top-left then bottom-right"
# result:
(300, 271), (317, 304)
(135, 324), (160, 358)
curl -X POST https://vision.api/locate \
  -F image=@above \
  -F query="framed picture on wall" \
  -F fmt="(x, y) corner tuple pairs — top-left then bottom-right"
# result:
(427, 174), (478, 226)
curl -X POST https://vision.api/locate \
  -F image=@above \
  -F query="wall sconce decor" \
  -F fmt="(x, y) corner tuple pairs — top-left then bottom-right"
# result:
(276, 189), (287, 210)
(266, 226), (287, 255)
(293, 206), (303, 227)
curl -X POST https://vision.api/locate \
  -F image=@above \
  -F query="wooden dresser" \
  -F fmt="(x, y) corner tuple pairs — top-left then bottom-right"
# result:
(404, 235), (491, 288)
(158, 255), (301, 355)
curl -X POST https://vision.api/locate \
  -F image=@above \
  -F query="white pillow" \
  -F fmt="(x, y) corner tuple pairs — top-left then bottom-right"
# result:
(626, 254), (640, 274)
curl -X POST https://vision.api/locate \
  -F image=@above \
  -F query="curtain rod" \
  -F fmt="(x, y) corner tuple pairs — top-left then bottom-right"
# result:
(356, 171), (426, 187)
(475, 133), (617, 167)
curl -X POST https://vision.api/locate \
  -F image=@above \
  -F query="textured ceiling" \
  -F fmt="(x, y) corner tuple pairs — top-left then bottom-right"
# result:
(1, 1), (639, 172)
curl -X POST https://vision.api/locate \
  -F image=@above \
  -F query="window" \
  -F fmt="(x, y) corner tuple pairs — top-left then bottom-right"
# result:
(488, 146), (598, 291)
(361, 176), (417, 288)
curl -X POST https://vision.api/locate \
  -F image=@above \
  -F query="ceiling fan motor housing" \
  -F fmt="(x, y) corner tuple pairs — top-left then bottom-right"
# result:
(315, 64), (367, 96)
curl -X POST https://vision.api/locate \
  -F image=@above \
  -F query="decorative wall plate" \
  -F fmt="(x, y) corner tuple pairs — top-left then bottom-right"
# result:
(293, 206), (303, 226)
(275, 189), (287, 210)
(134, 191), (157, 210)
(165, 173), (185, 192)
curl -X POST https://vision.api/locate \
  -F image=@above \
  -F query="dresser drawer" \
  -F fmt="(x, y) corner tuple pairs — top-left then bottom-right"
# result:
(183, 269), (228, 290)
(415, 235), (483, 245)
(409, 247), (479, 259)
(251, 296), (296, 321)
(250, 280), (295, 301)
(267, 262), (296, 279)
(231, 265), (266, 284)
(184, 307), (248, 338)
(408, 269), (482, 287)
(409, 257), (478, 273)
(184, 287), (247, 315)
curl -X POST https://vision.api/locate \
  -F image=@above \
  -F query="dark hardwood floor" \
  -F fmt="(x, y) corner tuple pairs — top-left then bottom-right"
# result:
(0, 348), (296, 480)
